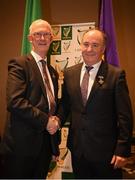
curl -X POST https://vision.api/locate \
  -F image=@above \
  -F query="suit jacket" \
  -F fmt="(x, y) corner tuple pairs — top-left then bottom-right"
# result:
(58, 60), (133, 162)
(1, 54), (60, 157)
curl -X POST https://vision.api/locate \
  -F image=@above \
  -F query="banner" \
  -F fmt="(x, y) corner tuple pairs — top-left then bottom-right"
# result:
(47, 22), (95, 179)
(21, 0), (42, 55)
(99, 0), (119, 66)
(47, 128), (73, 179)
(50, 22), (95, 98)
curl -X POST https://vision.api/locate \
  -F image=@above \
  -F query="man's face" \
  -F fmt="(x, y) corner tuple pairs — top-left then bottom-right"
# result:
(28, 23), (53, 55)
(81, 30), (105, 66)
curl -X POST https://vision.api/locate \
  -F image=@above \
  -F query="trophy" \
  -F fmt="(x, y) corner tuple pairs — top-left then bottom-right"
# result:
(55, 58), (69, 98)
(56, 57), (69, 71)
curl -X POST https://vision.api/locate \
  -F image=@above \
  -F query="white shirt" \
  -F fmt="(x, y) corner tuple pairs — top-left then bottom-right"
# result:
(80, 61), (102, 99)
(31, 51), (55, 108)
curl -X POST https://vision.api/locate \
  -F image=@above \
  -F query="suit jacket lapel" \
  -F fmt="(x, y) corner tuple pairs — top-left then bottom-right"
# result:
(73, 63), (84, 106)
(86, 60), (108, 105)
(48, 65), (58, 99)
(27, 54), (48, 100)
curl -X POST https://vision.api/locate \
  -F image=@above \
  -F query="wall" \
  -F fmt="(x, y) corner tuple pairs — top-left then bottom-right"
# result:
(0, 0), (135, 135)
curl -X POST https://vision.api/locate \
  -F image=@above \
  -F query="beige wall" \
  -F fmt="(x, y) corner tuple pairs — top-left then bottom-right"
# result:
(0, 0), (135, 135)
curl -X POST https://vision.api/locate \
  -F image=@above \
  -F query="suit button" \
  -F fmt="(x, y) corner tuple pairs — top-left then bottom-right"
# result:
(81, 112), (86, 116)
(81, 108), (86, 114)
(81, 110), (86, 115)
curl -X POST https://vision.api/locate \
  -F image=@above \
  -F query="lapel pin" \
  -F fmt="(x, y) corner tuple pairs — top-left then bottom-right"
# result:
(97, 75), (104, 85)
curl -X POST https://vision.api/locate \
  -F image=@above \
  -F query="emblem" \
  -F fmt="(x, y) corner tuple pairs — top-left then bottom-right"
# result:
(97, 75), (104, 85)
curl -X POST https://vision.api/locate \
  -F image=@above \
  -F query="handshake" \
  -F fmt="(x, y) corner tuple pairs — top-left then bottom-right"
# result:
(46, 116), (60, 135)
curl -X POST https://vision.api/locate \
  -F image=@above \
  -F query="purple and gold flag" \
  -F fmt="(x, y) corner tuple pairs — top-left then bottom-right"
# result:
(99, 0), (119, 66)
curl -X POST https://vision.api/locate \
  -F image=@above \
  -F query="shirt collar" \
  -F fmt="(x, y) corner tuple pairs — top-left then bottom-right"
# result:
(82, 60), (102, 71)
(31, 50), (47, 63)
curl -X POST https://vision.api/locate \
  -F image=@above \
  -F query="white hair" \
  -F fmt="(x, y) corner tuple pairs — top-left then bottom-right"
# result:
(29, 19), (53, 35)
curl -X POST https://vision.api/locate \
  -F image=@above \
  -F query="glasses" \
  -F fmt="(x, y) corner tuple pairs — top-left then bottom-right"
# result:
(33, 32), (52, 39)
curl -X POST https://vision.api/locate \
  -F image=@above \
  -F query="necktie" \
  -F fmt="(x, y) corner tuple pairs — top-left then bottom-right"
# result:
(40, 60), (59, 156)
(40, 60), (56, 115)
(81, 66), (93, 105)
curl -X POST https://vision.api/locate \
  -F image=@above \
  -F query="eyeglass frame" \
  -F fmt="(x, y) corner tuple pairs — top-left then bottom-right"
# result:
(32, 32), (52, 39)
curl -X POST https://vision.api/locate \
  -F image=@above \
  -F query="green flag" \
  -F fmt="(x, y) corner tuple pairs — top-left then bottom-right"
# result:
(21, 0), (42, 55)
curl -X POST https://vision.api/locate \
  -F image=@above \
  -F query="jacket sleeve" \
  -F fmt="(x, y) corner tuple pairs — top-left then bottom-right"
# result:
(114, 70), (133, 157)
(57, 71), (71, 127)
(6, 58), (48, 131)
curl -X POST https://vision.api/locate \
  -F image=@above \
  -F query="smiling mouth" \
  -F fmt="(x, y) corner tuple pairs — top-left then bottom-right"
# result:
(86, 53), (95, 56)
(39, 43), (47, 46)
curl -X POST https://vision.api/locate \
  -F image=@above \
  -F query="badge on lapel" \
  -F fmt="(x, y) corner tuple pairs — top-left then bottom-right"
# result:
(52, 73), (56, 79)
(97, 75), (104, 86)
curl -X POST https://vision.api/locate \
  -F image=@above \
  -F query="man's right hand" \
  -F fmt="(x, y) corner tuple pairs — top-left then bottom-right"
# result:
(46, 116), (60, 135)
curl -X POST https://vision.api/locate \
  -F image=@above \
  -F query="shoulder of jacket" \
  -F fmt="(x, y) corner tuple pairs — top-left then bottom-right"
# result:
(65, 63), (82, 73)
(108, 63), (124, 73)
(9, 54), (32, 67)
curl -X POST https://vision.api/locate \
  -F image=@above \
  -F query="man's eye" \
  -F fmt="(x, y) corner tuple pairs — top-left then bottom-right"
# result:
(83, 43), (89, 47)
(92, 44), (99, 47)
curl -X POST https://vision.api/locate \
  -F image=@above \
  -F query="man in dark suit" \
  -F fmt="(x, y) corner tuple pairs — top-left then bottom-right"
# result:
(57, 29), (133, 179)
(0, 19), (60, 179)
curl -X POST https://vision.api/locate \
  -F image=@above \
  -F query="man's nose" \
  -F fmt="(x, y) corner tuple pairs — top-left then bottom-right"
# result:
(87, 45), (93, 51)
(41, 35), (45, 39)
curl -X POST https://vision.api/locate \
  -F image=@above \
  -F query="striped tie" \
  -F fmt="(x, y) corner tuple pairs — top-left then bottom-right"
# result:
(81, 66), (93, 105)
(40, 60), (56, 115)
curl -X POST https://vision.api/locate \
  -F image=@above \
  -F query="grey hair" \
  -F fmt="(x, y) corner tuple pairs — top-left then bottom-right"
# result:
(29, 19), (53, 35)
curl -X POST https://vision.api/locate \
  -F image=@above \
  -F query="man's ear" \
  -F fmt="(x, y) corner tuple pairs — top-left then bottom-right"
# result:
(102, 45), (106, 54)
(50, 34), (54, 43)
(28, 35), (32, 43)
